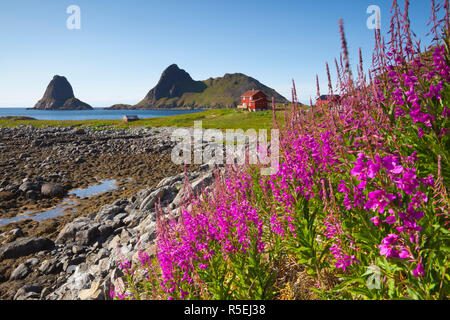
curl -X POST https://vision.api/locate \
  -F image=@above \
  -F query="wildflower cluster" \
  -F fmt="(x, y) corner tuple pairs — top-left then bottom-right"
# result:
(154, 169), (268, 299)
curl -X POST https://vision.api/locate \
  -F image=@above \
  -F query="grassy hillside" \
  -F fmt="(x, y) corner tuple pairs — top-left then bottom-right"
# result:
(134, 70), (289, 109)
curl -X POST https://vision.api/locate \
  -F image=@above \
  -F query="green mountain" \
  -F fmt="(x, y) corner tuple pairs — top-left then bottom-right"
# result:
(107, 64), (289, 109)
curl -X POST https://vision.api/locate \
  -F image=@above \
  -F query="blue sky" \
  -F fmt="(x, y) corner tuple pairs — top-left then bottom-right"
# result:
(0, 0), (435, 107)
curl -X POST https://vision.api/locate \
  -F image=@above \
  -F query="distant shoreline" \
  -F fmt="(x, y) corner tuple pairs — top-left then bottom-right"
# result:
(23, 107), (212, 111)
(0, 108), (206, 122)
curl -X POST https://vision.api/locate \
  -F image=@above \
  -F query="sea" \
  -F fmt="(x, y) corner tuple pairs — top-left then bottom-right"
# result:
(0, 108), (203, 121)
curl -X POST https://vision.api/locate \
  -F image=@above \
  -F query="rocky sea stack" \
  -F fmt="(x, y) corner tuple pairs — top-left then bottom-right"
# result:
(33, 76), (93, 110)
(141, 64), (207, 105)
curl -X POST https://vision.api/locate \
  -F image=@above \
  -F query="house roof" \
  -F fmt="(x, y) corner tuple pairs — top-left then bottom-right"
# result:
(241, 90), (266, 98)
(317, 95), (341, 101)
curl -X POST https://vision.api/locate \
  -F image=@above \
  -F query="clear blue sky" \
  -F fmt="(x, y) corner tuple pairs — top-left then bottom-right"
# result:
(0, 0), (435, 107)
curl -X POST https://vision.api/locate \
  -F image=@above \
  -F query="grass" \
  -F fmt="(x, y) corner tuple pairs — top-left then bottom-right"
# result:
(0, 108), (293, 131)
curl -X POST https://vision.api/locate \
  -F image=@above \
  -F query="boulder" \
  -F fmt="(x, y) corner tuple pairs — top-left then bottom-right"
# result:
(41, 183), (65, 198)
(0, 237), (55, 260)
(55, 217), (100, 246)
(72, 245), (85, 255)
(26, 190), (40, 200)
(19, 182), (39, 193)
(171, 173), (213, 207)
(10, 263), (31, 280)
(140, 186), (170, 211)
(78, 281), (103, 300)
(14, 285), (43, 300)
(38, 259), (60, 275)
(156, 173), (184, 188)
(0, 191), (15, 201)
(93, 205), (123, 223)
(25, 257), (40, 267)
(66, 265), (93, 291)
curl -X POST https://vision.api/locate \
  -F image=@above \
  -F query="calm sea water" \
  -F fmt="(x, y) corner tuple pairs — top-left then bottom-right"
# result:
(0, 108), (203, 121)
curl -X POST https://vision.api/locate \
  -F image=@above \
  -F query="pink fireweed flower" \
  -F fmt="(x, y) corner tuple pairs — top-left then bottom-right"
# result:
(371, 216), (381, 226)
(395, 107), (406, 117)
(406, 152), (417, 166)
(364, 190), (396, 214)
(324, 211), (359, 271)
(119, 260), (133, 275)
(380, 155), (404, 174)
(394, 168), (419, 195)
(337, 180), (353, 210)
(396, 218), (422, 233)
(379, 234), (410, 259)
(392, 87), (405, 106)
(418, 127), (424, 138)
(330, 244), (359, 271)
(409, 192), (428, 209)
(443, 107), (450, 118)
(432, 46), (450, 81)
(384, 215), (397, 224)
(420, 175), (434, 187)
(270, 214), (285, 237)
(138, 251), (151, 267)
(409, 107), (434, 127)
(412, 263), (425, 277)
(350, 153), (380, 189)
(399, 206), (425, 222)
(402, 71), (418, 87)
(424, 81), (443, 100)
(353, 186), (366, 208)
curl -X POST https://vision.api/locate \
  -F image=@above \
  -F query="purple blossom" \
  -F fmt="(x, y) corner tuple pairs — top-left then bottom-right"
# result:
(351, 153), (380, 189)
(412, 263), (425, 277)
(384, 215), (397, 224)
(394, 168), (419, 195)
(418, 127), (424, 138)
(371, 216), (381, 226)
(379, 234), (410, 259)
(424, 81), (443, 99)
(380, 155), (404, 174)
(364, 190), (396, 214)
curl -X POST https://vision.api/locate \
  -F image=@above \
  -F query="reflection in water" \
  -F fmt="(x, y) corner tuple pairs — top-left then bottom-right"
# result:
(0, 180), (118, 226)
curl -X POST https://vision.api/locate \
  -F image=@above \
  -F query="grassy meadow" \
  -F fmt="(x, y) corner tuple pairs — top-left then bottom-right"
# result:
(0, 108), (291, 131)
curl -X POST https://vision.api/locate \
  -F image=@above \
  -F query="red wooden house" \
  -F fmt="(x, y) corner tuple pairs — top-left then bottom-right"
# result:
(316, 95), (341, 107)
(239, 90), (268, 111)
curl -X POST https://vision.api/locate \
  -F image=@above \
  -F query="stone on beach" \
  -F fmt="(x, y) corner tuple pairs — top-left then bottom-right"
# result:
(10, 263), (31, 280)
(0, 237), (55, 260)
(41, 183), (65, 197)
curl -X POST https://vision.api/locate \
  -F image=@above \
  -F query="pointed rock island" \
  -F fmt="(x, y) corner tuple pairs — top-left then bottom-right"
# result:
(33, 75), (93, 110)
(106, 64), (289, 109)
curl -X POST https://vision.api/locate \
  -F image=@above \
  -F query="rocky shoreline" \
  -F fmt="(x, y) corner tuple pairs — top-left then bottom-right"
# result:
(0, 125), (220, 300)
(1, 168), (214, 300)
